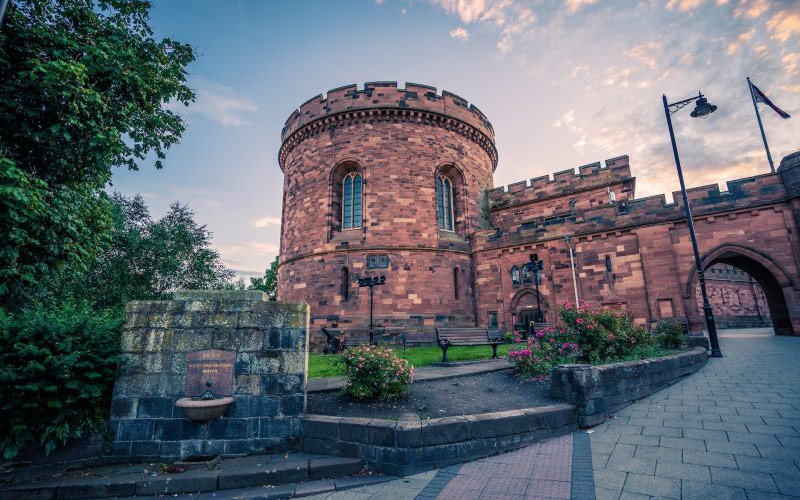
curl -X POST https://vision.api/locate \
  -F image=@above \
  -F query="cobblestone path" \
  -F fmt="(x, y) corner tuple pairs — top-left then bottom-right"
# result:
(591, 329), (800, 500)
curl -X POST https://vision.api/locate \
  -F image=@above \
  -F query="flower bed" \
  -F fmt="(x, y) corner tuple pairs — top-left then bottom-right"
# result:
(342, 345), (414, 400)
(509, 301), (673, 379)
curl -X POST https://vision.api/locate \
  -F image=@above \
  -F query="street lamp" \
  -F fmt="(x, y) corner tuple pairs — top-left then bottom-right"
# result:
(662, 91), (722, 357)
(357, 275), (386, 345)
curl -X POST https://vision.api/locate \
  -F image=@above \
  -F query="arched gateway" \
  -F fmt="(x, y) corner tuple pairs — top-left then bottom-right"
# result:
(275, 83), (800, 348)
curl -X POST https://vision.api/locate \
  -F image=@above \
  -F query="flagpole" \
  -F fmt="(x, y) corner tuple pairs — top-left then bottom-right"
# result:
(748, 77), (776, 173)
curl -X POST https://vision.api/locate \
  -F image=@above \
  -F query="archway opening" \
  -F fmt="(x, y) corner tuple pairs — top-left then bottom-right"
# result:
(511, 289), (549, 333)
(693, 251), (793, 335)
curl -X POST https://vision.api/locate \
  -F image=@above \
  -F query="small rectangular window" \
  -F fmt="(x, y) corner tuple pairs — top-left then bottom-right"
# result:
(367, 255), (389, 269)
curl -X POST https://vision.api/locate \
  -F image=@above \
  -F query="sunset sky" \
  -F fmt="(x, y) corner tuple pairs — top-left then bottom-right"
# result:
(110, 0), (799, 278)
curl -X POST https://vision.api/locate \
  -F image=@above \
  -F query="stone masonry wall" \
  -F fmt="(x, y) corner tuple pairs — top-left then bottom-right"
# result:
(550, 347), (708, 427)
(109, 290), (309, 461)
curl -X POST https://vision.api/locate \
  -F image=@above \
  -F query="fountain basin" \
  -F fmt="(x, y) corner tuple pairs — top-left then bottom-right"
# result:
(175, 396), (234, 422)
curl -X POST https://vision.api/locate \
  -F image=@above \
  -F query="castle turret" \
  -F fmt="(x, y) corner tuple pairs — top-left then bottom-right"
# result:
(277, 82), (497, 346)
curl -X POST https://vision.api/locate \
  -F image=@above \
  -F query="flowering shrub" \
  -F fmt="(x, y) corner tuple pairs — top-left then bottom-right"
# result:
(560, 301), (655, 363)
(508, 301), (658, 378)
(655, 318), (686, 348)
(342, 345), (414, 400)
(508, 326), (581, 379)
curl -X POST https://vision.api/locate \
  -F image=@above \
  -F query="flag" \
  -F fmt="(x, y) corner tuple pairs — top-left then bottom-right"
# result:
(750, 81), (791, 119)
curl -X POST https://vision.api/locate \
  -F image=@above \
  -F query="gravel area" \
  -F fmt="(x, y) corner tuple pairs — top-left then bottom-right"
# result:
(306, 370), (556, 420)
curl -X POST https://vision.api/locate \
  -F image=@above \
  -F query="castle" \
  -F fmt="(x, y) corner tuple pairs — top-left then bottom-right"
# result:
(276, 82), (800, 348)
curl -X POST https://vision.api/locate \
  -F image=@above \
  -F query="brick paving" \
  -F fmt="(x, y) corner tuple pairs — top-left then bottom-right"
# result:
(591, 328), (800, 500)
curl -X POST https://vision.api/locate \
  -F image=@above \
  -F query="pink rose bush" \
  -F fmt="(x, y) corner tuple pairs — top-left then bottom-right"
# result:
(509, 301), (657, 378)
(342, 345), (414, 400)
(508, 326), (581, 379)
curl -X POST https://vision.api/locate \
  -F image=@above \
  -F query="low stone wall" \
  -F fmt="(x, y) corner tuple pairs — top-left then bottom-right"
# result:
(109, 290), (309, 461)
(550, 347), (707, 427)
(301, 404), (577, 476)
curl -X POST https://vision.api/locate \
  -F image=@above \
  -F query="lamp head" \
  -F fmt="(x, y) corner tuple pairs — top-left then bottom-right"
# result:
(690, 94), (717, 119)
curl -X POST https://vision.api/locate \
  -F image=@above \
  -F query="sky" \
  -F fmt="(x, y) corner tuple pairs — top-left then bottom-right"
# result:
(110, 0), (800, 279)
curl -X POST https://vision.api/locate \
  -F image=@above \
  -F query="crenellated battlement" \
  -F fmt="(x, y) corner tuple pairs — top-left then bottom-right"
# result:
(477, 169), (787, 250)
(280, 81), (495, 143)
(488, 155), (633, 209)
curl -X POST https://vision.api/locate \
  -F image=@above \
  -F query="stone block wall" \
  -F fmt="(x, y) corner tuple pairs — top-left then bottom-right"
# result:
(109, 290), (309, 461)
(301, 404), (577, 476)
(550, 347), (707, 427)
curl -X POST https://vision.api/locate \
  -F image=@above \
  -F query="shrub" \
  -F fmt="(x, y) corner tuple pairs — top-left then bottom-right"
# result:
(342, 345), (414, 400)
(560, 301), (655, 364)
(0, 302), (123, 459)
(655, 318), (686, 349)
(508, 327), (581, 379)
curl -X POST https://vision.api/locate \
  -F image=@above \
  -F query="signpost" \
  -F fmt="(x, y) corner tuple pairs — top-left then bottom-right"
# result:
(358, 275), (386, 344)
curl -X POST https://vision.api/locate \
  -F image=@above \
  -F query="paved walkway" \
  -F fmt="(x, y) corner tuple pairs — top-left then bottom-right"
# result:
(308, 358), (511, 392)
(303, 329), (800, 500)
(591, 328), (800, 500)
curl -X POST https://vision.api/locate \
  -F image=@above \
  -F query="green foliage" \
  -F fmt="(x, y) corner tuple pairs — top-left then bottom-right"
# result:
(249, 256), (279, 300)
(0, 0), (196, 305)
(655, 318), (687, 349)
(51, 193), (236, 309)
(342, 346), (414, 400)
(0, 303), (124, 460)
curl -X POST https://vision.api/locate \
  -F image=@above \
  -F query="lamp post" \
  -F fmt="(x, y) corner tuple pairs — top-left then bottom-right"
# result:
(357, 275), (386, 345)
(662, 91), (722, 357)
(529, 254), (545, 323)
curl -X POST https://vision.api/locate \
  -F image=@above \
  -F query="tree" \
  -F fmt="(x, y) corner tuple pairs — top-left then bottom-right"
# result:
(250, 256), (279, 300)
(0, 0), (196, 306)
(74, 193), (236, 309)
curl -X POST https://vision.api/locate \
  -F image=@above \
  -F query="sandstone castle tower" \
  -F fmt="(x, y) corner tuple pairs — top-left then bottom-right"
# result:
(277, 82), (497, 337)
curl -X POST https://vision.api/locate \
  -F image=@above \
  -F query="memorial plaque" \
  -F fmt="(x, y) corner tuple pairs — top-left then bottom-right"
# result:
(185, 349), (236, 397)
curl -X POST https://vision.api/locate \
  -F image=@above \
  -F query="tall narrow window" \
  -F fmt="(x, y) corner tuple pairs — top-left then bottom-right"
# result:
(453, 268), (460, 299)
(511, 266), (520, 285)
(342, 172), (362, 230)
(436, 175), (454, 231)
(340, 267), (349, 300)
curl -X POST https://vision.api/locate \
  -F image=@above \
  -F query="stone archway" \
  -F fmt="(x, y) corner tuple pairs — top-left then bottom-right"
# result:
(684, 244), (799, 335)
(511, 288), (550, 330)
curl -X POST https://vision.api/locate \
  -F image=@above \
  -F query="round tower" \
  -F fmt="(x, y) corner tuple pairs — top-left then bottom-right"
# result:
(277, 81), (497, 347)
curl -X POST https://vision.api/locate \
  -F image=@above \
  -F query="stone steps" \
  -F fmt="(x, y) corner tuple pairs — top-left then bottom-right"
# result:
(0, 454), (387, 500)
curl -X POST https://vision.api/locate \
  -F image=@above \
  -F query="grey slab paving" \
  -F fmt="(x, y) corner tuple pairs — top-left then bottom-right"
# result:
(590, 329), (800, 500)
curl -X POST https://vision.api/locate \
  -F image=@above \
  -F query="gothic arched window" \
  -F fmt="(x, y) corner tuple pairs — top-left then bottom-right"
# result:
(436, 175), (455, 231)
(511, 266), (520, 285)
(453, 268), (460, 299)
(342, 172), (362, 230)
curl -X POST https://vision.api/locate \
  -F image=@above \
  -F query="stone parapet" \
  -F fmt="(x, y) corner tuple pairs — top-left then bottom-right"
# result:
(550, 348), (707, 427)
(109, 290), (309, 461)
(301, 404), (577, 476)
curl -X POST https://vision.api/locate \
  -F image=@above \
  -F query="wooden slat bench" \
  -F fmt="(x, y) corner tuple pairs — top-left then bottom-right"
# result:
(320, 327), (405, 354)
(528, 322), (556, 337)
(435, 326), (502, 363)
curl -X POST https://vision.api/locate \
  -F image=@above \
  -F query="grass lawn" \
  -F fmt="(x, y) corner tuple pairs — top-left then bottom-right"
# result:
(308, 344), (513, 379)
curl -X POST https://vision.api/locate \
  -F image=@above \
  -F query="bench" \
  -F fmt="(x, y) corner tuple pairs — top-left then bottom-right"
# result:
(435, 326), (502, 364)
(320, 327), (405, 354)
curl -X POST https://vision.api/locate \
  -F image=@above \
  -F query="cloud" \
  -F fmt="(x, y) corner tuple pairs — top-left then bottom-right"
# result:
(624, 41), (661, 69)
(449, 27), (470, 41)
(666, 0), (704, 11)
(428, 0), (535, 55)
(766, 9), (800, 42)
(566, 0), (598, 14)
(553, 109), (576, 128)
(217, 241), (279, 277)
(250, 216), (281, 228)
(168, 77), (259, 127)
(733, 0), (771, 19)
